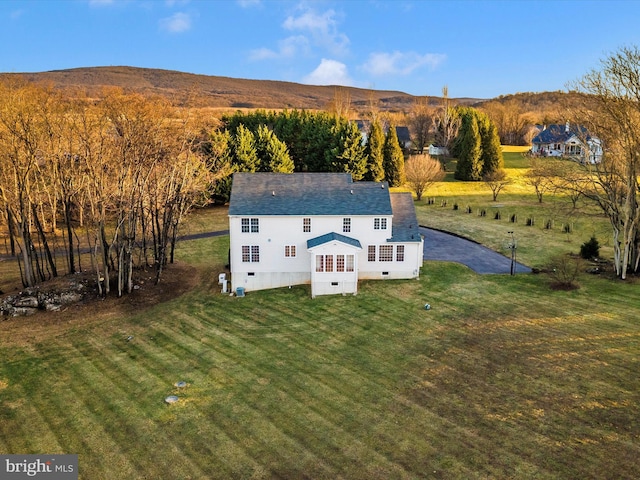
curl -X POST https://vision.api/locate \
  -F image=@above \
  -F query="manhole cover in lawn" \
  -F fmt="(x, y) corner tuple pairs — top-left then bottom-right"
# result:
(165, 395), (179, 404)
(175, 381), (187, 388)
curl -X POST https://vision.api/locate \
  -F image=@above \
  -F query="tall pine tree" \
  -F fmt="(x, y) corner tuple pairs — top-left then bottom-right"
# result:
(478, 113), (503, 177)
(383, 124), (406, 187)
(454, 110), (483, 181)
(364, 119), (385, 181)
(255, 124), (294, 173)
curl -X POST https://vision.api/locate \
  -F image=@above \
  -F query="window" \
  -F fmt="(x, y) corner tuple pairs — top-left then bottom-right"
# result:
(368, 245), (376, 262)
(346, 255), (354, 272)
(303, 218), (311, 233)
(325, 255), (333, 272)
(284, 245), (296, 257)
(315, 255), (334, 272)
(336, 255), (345, 272)
(379, 245), (393, 262)
(343, 218), (351, 233)
(374, 217), (387, 230)
(241, 218), (259, 233)
(396, 245), (405, 262)
(242, 245), (260, 262)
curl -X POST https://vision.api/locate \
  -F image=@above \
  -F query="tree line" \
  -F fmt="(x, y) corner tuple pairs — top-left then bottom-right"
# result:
(201, 109), (407, 203)
(0, 79), (217, 295)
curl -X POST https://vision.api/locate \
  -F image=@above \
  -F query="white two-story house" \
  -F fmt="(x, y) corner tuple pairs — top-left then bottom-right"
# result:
(228, 172), (424, 297)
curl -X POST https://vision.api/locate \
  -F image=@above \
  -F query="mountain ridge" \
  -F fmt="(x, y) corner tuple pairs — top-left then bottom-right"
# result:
(0, 65), (485, 111)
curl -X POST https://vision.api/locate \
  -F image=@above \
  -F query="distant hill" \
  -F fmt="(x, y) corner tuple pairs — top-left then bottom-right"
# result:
(0, 66), (575, 120)
(0, 66), (484, 112)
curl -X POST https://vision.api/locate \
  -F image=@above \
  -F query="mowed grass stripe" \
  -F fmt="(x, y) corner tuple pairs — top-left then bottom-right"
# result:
(152, 303), (443, 476)
(151, 292), (528, 476)
(149, 311), (404, 475)
(139, 311), (348, 477)
(64, 344), (214, 479)
(67, 332), (259, 478)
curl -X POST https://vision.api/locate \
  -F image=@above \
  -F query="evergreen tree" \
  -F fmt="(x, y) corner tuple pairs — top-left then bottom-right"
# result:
(231, 124), (259, 172)
(332, 120), (367, 180)
(255, 124), (294, 173)
(454, 111), (483, 181)
(364, 119), (385, 181)
(383, 124), (406, 187)
(478, 112), (503, 177)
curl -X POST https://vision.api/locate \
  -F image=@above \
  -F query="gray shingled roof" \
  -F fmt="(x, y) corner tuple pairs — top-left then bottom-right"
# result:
(307, 232), (362, 250)
(388, 193), (421, 243)
(228, 172), (393, 216)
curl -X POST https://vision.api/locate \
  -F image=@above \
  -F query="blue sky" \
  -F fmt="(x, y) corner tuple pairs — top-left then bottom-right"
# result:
(1, 0), (640, 98)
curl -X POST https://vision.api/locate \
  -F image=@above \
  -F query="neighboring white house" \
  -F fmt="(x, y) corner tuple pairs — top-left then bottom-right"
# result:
(531, 122), (602, 164)
(228, 172), (424, 297)
(428, 144), (449, 156)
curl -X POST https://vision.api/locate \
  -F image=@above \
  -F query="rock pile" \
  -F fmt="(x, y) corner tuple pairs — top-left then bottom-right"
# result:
(0, 279), (89, 317)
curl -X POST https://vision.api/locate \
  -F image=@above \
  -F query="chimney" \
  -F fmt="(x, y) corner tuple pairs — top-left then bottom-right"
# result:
(565, 121), (570, 133)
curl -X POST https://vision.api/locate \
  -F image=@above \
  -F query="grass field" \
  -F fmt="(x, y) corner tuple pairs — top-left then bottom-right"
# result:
(1, 148), (639, 479)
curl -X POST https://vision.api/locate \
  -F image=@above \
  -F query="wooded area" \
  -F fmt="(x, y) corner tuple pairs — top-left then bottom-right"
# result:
(0, 80), (217, 295)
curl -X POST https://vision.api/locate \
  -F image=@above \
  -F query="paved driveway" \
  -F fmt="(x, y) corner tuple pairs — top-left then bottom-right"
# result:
(420, 227), (531, 274)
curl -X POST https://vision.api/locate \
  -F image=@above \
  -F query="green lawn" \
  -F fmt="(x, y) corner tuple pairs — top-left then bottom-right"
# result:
(1, 232), (639, 479)
(1, 150), (639, 479)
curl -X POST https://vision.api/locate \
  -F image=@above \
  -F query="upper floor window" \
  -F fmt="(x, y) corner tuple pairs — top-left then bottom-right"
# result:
(374, 218), (388, 230)
(303, 217), (311, 233)
(343, 218), (351, 233)
(241, 217), (259, 233)
(284, 245), (296, 257)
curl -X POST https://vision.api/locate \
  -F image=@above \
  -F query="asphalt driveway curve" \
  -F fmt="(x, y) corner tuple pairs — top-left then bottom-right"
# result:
(178, 228), (531, 275)
(420, 226), (531, 274)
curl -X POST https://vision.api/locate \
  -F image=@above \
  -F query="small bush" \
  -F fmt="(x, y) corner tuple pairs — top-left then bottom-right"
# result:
(546, 254), (583, 290)
(526, 217), (535, 226)
(453, 203), (459, 211)
(494, 211), (502, 220)
(479, 209), (486, 217)
(580, 235), (601, 259)
(545, 219), (553, 230)
(466, 205), (472, 214)
(563, 223), (573, 234)
(510, 214), (517, 223)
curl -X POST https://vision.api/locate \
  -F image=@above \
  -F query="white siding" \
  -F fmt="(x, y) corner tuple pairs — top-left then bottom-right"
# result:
(229, 213), (422, 295)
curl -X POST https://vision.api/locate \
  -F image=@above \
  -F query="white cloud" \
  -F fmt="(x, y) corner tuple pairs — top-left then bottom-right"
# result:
(159, 12), (192, 33)
(237, 0), (261, 7)
(249, 35), (309, 61)
(303, 59), (353, 87)
(283, 7), (349, 56)
(362, 51), (446, 76)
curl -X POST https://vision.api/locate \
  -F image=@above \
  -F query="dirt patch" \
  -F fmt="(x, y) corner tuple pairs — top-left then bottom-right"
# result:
(0, 262), (201, 346)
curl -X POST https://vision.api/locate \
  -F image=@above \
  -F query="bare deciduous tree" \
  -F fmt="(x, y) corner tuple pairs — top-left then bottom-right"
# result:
(569, 46), (640, 278)
(404, 153), (445, 201)
(483, 169), (511, 202)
